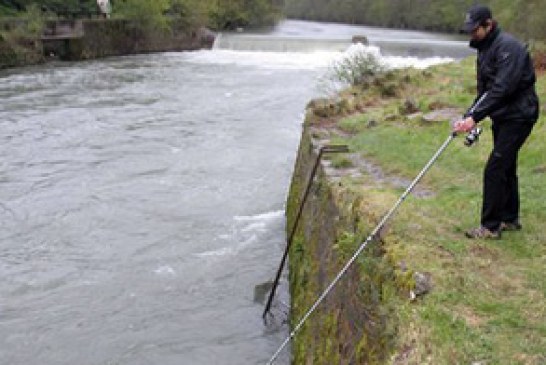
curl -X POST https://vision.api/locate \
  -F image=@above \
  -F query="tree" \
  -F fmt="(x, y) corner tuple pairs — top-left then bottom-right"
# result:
(113, 0), (170, 32)
(283, 0), (546, 40)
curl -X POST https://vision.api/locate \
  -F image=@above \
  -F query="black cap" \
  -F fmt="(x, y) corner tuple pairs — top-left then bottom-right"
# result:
(460, 5), (492, 33)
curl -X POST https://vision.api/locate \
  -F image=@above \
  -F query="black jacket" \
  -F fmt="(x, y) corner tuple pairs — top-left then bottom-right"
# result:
(469, 26), (539, 124)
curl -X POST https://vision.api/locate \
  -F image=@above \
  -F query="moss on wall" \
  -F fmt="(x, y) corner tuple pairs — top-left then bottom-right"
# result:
(61, 19), (207, 61)
(286, 116), (411, 364)
(1, 18), (211, 68)
(0, 28), (44, 68)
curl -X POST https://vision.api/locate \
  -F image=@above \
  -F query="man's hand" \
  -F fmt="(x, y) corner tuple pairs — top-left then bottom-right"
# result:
(453, 116), (476, 134)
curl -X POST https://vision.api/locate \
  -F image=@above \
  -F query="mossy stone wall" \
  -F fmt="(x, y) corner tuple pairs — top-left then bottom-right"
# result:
(0, 32), (43, 68)
(69, 19), (205, 60)
(1, 19), (210, 68)
(286, 121), (405, 364)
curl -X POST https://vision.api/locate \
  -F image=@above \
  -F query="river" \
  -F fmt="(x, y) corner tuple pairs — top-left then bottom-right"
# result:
(0, 20), (471, 365)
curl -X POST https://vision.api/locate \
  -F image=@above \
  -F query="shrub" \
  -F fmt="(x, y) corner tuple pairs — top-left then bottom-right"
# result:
(330, 44), (387, 87)
(113, 0), (170, 34)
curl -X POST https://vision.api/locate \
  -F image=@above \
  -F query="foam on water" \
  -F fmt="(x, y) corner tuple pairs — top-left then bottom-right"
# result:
(342, 43), (453, 69)
(183, 43), (453, 71)
(194, 234), (259, 259)
(233, 210), (285, 222)
(153, 265), (176, 276)
(183, 49), (339, 70)
(195, 210), (285, 259)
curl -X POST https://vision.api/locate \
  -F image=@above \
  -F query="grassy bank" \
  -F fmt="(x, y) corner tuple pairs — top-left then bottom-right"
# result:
(302, 58), (545, 363)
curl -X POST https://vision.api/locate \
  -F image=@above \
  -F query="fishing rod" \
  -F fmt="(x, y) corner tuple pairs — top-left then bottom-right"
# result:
(266, 93), (488, 364)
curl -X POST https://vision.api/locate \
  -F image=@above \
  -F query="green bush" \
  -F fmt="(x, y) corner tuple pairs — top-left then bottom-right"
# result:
(113, 0), (170, 33)
(0, 3), (45, 67)
(330, 45), (386, 86)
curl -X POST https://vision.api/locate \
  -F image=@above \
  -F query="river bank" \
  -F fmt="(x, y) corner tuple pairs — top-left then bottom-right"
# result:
(0, 18), (214, 69)
(286, 59), (545, 363)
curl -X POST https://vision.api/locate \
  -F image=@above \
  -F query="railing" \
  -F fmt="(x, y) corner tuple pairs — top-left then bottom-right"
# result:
(262, 144), (349, 320)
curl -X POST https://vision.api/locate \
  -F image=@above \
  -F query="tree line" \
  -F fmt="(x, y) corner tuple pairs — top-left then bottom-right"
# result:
(284, 0), (546, 40)
(0, 0), (283, 31)
(0, 0), (283, 68)
(5, 0), (544, 40)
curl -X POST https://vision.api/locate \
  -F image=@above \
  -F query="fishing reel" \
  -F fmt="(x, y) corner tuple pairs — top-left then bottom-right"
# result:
(464, 127), (482, 147)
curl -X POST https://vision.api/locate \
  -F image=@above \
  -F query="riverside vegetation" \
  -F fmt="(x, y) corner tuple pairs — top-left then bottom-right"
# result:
(0, 0), (283, 68)
(0, 0), (282, 30)
(287, 54), (545, 363)
(284, 0), (546, 41)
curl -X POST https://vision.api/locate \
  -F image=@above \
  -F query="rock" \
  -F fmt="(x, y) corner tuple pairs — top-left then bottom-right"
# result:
(197, 27), (216, 48)
(407, 112), (423, 120)
(352, 35), (369, 45)
(412, 271), (433, 298)
(422, 108), (462, 123)
(254, 281), (273, 304)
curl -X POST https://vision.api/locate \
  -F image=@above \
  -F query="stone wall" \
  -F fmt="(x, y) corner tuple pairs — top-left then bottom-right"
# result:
(63, 19), (210, 61)
(286, 114), (410, 364)
(1, 19), (213, 69)
(0, 34), (42, 69)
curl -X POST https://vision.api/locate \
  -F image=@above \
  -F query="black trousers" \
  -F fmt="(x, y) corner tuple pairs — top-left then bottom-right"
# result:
(481, 121), (534, 231)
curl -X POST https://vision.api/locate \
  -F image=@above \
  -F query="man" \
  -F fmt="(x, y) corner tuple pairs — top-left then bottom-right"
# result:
(453, 5), (539, 239)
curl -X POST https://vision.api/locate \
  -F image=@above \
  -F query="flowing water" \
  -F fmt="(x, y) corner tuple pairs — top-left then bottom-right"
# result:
(0, 20), (471, 365)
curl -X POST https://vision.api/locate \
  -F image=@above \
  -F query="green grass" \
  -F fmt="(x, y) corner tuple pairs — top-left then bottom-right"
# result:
(330, 59), (546, 364)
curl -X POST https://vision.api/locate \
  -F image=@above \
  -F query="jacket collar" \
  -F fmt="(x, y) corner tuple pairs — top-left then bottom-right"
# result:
(470, 24), (500, 50)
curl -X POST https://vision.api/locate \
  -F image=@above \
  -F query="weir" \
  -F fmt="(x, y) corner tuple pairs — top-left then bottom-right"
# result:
(372, 38), (471, 58)
(212, 31), (472, 59)
(213, 34), (353, 52)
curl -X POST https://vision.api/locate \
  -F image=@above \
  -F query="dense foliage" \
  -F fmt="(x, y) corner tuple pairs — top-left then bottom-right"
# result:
(0, 0), (283, 30)
(0, 0), (97, 15)
(284, 0), (546, 40)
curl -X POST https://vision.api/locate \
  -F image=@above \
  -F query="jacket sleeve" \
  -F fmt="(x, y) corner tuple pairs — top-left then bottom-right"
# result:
(470, 40), (526, 122)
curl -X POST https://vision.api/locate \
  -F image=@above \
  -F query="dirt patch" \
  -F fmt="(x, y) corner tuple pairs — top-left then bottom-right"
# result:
(422, 108), (462, 124)
(533, 51), (546, 72)
(512, 353), (546, 365)
(349, 153), (435, 198)
(469, 243), (500, 260)
(321, 158), (363, 180)
(392, 342), (415, 364)
(436, 245), (456, 259)
(316, 149), (436, 197)
(475, 263), (526, 296)
(456, 306), (486, 328)
(532, 165), (546, 174)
